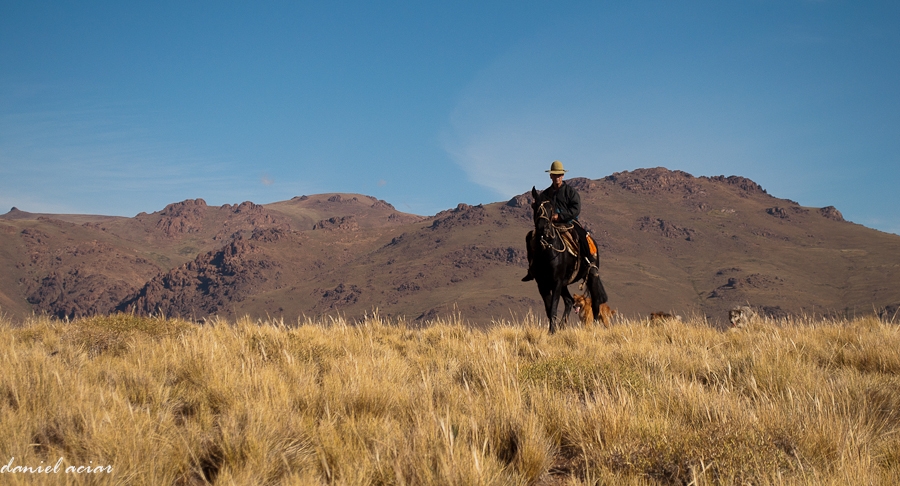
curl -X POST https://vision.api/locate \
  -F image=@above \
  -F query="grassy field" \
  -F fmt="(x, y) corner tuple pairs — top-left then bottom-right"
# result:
(1, 311), (899, 485)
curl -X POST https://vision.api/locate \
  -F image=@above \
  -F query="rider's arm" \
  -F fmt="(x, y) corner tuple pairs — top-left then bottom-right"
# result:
(556, 185), (581, 222)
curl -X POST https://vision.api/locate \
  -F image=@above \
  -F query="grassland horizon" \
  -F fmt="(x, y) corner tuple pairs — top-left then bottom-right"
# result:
(2, 312), (899, 485)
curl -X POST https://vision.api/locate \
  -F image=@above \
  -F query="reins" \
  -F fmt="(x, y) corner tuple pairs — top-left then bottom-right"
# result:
(535, 202), (567, 253)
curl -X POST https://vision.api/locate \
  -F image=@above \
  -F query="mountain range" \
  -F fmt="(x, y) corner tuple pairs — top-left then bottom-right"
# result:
(2, 167), (898, 328)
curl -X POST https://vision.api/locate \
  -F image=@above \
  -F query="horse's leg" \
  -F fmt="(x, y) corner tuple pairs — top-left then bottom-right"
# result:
(537, 280), (557, 334)
(542, 280), (565, 334)
(561, 286), (574, 328)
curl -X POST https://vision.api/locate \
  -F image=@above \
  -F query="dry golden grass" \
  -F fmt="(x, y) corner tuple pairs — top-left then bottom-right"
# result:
(1, 311), (899, 485)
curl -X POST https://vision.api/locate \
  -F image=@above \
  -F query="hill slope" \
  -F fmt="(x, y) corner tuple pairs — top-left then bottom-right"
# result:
(1, 168), (898, 326)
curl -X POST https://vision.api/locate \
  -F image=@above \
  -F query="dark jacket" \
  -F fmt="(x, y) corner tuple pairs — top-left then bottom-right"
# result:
(540, 182), (581, 222)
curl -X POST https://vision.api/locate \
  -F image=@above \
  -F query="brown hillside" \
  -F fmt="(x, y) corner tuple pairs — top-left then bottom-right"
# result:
(0, 193), (420, 319)
(1, 168), (898, 327)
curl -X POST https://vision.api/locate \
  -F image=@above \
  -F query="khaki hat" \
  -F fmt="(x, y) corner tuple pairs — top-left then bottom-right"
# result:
(546, 160), (567, 174)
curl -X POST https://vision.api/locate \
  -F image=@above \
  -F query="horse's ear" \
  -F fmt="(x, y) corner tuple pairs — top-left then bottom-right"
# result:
(531, 186), (539, 200)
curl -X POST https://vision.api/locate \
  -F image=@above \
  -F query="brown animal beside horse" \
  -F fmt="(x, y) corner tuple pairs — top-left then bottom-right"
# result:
(572, 293), (616, 328)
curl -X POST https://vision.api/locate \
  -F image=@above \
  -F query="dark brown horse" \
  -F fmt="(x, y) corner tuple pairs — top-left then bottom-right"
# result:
(527, 187), (608, 333)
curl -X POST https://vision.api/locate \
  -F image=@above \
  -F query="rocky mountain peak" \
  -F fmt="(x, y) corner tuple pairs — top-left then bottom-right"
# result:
(606, 167), (704, 196)
(156, 199), (209, 237)
(0, 207), (35, 220)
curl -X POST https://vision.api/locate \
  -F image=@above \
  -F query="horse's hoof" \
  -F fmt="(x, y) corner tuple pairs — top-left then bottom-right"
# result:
(521, 274), (534, 282)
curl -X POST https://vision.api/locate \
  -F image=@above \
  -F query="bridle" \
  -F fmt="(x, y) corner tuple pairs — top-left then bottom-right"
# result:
(534, 201), (567, 253)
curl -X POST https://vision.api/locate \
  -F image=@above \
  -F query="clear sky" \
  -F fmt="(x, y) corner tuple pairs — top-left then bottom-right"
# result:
(1, 1), (898, 234)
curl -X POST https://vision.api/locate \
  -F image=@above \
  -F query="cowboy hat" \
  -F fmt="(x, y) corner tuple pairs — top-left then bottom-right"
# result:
(546, 160), (567, 174)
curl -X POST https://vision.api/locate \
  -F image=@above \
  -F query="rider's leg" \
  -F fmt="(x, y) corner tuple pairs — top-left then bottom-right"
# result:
(522, 230), (535, 281)
(574, 223), (598, 274)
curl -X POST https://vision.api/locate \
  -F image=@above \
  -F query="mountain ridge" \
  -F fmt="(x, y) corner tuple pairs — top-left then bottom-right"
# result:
(2, 167), (898, 327)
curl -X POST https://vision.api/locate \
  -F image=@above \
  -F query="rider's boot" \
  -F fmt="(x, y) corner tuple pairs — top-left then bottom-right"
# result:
(522, 258), (535, 281)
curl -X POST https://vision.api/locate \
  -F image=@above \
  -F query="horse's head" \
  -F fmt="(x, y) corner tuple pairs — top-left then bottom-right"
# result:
(531, 186), (553, 236)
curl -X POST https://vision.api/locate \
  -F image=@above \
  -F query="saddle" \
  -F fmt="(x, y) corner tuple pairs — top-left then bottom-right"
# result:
(552, 223), (598, 259)
(556, 224), (578, 257)
(552, 223), (599, 285)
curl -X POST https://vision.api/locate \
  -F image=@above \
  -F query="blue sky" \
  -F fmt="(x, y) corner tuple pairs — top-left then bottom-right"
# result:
(1, 1), (898, 235)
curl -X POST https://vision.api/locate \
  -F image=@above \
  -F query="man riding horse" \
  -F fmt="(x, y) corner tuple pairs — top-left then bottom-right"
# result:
(522, 160), (607, 333)
(522, 160), (594, 282)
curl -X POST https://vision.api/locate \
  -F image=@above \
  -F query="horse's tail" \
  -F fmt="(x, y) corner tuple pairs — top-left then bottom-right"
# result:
(592, 273), (608, 305)
(586, 255), (607, 306)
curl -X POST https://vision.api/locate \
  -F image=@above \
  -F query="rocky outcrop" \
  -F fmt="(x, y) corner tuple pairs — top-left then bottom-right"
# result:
(371, 199), (396, 211)
(156, 199), (208, 237)
(442, 245), (525, 271)
(27, 270), (137, 319)
(219, 201), (290, 236)
(818, 206), (845, 222)
(708, 273), (784, 299)
(606, 168), (705, 196)
(18, 228), (160, 318)
(430, 204), (487, 229)
(766, 206), (809, 221)
(152, 199), (290, 240)
(313, 216), (359, 231)
(505, 194), (530, 208)
(318, 283), (362, 309)
(119, 234), (284, 317)
(501, 195), (533, 221)
(565, 177), (601, 193)
(636, 217), (696, 240)
(605, 168), (770, 199)
(709, 175), (767, 196)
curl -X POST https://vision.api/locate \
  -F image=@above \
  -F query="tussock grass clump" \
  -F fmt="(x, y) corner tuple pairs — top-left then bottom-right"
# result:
(1, 313), (899, 484)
